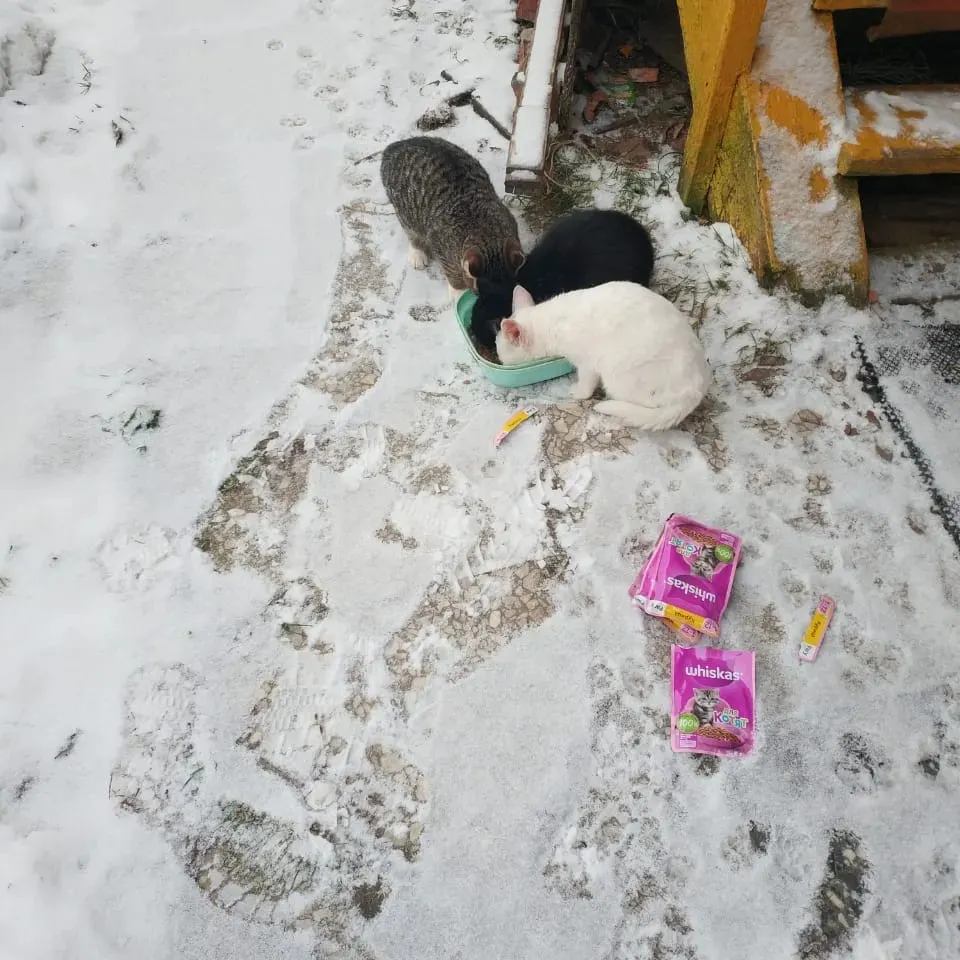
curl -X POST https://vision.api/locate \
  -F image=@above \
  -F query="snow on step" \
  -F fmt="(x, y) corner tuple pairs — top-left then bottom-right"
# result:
(840, 86), (960, 176)
(747, 0), (867, 299)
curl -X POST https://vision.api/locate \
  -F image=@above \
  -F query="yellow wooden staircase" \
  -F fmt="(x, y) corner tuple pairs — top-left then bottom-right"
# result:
(677, 0), (960, 305)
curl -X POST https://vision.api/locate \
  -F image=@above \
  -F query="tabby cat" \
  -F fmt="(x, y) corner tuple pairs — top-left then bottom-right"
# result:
(380, 136), (524, 299)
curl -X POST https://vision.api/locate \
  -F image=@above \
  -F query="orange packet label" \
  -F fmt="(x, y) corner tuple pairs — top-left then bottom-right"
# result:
(641, 599), (720, 638)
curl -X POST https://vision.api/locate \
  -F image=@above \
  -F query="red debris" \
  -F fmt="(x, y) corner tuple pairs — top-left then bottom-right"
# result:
(515, 0), (538, 25)
(582, 89), (607, 123)
(664, 119), (689, 151)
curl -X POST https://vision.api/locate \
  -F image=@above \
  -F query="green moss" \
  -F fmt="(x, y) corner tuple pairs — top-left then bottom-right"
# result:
(615, 154), (681, 218)
(518, 143), (596, 230)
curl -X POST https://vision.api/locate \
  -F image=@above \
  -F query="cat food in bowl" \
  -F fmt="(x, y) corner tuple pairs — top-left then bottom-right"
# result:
(455, 291), (575, 388)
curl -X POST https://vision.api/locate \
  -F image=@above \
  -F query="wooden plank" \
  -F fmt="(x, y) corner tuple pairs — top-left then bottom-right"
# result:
(506, 0), (567, 189)
(557, 0), (586, 129)
(812, 0), (887, 10)
(868, 0), (960, 40)
(706, 82), (778, 283)
(676, 0), (768, 213)
(839, 86), (960, 176)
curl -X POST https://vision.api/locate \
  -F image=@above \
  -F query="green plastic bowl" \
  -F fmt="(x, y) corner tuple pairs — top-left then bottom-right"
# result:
(455, 291), (575, 388)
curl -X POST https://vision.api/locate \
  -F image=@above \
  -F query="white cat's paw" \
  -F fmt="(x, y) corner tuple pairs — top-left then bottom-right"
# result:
(408, 244), (429, 270)
(569, 376), (599, 401)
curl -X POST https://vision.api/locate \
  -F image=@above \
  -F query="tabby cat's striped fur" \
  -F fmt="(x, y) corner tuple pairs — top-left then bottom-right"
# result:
(380, 136), (524, 296)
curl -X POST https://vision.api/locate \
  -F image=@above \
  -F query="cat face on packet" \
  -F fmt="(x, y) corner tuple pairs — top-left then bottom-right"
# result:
(688, 545), (720, 581)
(380, 135), (524, 294)
(691, 687), (721, 724)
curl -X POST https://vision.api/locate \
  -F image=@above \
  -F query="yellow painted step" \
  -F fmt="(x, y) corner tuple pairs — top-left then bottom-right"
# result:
(705, 0), (868, 304)
(840, 86), (960, 176)
(676, 0), (767, 212)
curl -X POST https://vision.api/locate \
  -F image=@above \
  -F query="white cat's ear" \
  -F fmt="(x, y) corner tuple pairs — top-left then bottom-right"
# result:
(511, 285), (535, 314)
(501, 319), (523, 345)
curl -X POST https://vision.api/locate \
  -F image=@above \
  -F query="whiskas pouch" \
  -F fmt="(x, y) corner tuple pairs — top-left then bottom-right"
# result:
(671, 645), (756, 757)
(629, 514), (742, 640)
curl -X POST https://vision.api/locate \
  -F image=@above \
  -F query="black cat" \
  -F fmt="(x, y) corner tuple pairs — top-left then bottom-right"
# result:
(470, 208), (655, 351)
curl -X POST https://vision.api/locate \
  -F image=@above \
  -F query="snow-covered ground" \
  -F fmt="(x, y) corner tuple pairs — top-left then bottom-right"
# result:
(2, 2), (960, 959)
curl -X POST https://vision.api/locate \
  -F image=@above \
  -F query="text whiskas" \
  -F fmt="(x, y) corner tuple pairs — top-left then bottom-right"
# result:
(684, 664), (743, 682)
(665, 576), (716, 604)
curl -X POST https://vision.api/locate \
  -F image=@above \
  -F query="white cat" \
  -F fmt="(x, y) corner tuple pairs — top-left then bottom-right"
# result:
(495, 281), (710, 430)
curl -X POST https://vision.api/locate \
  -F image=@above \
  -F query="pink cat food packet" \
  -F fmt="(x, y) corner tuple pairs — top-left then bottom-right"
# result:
(629, 514), (742, 641)
(671, 645), (756, 757)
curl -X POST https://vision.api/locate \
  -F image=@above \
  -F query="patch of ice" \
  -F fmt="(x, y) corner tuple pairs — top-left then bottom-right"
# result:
(95, 523), (181, 592)
(0, 7), (54, 97)
(0, 138), (34, 231)
(390, 492), (477, 551)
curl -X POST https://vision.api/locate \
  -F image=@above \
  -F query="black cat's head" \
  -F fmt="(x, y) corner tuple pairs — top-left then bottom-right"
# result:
(470, 276), (517, 351)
